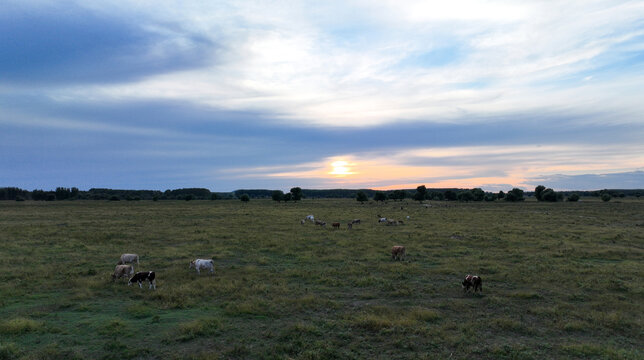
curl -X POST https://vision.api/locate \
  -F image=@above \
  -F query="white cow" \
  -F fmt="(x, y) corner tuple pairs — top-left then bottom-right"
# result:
(190, 259), (215, 275)
(305, 215), (315, 222)
(118, 253), (139, 265)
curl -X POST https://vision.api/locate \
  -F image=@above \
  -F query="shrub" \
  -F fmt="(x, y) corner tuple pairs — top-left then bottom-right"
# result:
(356, 191), (368, 203)
(240, 194), (250, 202)
(109, 196), (120, 201)
(601, 193), (611, 202)
(567, 193), (580, 202)
(541, 188), (558, 202)
(505, 188), (524, 202)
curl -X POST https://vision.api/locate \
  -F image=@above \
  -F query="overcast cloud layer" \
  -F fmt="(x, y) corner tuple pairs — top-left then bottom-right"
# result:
(1, 0), (643, 191)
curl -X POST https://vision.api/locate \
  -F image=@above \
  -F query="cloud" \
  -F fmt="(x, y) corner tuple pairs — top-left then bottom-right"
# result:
(0, 1), (216, 86)
(526, 171), (644, 190)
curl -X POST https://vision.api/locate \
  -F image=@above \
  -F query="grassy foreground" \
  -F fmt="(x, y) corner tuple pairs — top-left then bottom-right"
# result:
(0, 199), (642, 359)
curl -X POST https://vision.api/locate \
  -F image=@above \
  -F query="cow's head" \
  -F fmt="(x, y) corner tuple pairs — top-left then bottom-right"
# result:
(189, 260), (195, 268)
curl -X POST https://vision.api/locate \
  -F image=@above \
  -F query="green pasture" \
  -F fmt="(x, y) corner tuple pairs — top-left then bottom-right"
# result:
(0, 199), (642, 359)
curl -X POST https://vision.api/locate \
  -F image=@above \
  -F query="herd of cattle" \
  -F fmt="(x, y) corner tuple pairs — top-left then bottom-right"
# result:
(110, 213), (482, 294)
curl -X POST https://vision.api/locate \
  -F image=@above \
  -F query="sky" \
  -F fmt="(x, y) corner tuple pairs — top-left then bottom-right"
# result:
(1, 0), (643, 192)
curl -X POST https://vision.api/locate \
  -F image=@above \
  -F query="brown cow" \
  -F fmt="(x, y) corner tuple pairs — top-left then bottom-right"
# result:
(462, 274), (482, 293)
(112, 265), (134, 282)
(391, 245), (406, 260)
(332, 222), (340, 229)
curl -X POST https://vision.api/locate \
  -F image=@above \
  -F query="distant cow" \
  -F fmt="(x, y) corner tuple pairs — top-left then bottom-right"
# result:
(462, 274), (482, 293)
(300, 219), (306, 225)
(129, 271), (156, 290)
(117, 253), (139, 265)
(351, 219), (361, 224)
(315, 220), (326, 227)
(347, 223), (352, 230)
(391, 246), (406, 261)
(378, 217), (387, 223)
(332, 222), (340, 229)
(306, 215), (315, 222)
(190, 259), (215, 275)
(112, 265), (134, 282)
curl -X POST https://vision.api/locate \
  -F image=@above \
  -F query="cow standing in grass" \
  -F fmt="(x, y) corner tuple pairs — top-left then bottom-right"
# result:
(190, 259), (215, 275)
(129, 271), (156, 290)
(462, 274), (482, 293)
(112, 265), (134, 282)
(332, 222), (340, 229)
(117, 253), (139, 265)
(391, 246), (406, 261)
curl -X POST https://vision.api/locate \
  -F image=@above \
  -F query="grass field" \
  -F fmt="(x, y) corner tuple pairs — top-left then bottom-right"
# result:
(0, 199), (642, 359)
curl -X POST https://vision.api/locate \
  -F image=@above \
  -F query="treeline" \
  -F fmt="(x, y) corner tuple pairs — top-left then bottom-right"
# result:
(0, 187), (234, 201)
(1, 186), (642, 202)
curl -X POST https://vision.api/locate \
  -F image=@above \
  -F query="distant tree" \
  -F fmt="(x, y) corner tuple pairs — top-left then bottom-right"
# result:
(240, 194), (250, 202)
(567, 193), (580, 202)
(534, 185), (546, 201)
(505, 188), (525, 202)
(601, 193), (611, 202)
(283, 192), (292, 202)
(46, 193), (56, 201)
(471, 188), (485, 201)
(497, 190), (505, 199)
(55, 187), (71, 200)
(32, 189), (47, 201)
(290, 187), (303, 201)
(444, 190), (457, 201)
(153, 195), (159, 201)
(185, 194), (194, 201)
(429, 191), (444, 201)
(619, 193), (625, 198)
(109, 196), (120, 201)
(389, 190), (406, 201)
(484, 193), (497, 201)
(71, 187), (79, 198)
(541, 188), (558, 202)
(356, 191), (368, 203)
(374, 192), (387, 202)
(457, 190), (474, 202)
(272, 190), (284, 202)
(210, 193), (218, 200)
(413, 185), (427, 202)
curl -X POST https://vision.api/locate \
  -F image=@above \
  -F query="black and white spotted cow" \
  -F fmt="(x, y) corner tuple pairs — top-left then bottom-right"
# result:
(128, 271), (156, 290)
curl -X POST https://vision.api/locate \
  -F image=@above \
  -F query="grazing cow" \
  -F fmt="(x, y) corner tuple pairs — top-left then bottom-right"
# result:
(462, 274), (482, 293)
(397, 220), (404, 225)
(190, 259), (215, 275)
(112, 265), (134, 282)
(300, 219), (306, 225)
(391, 246), (406, 261)
(386, 219), (398, 226)
(305, 215), (315, 222)
(332, 222), (340, 229)
(347, 223), (352, 230)
(117, 253), (139, 265)
(128, 271), (156, 290)
(315, 220), (326, 227)
(378, 217), (387, 223)
(351, 219), (361, 224)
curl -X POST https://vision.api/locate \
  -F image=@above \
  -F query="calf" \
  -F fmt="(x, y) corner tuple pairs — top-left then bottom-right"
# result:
(378, 217), (387, 223)
(305, 215), (315, 222)
(351, 219), (361, 224)
(112, 265), (134, 282)
(332, 222), (340, 229)
(462, 274), (482, 293)
(347, 222), (353, 230)
(128, 271), (156, 290)
(315, 220), (326, 227)
(117, 253), (139, 265)
(190, 259), (215, 275)
(391, 245), (406, 261)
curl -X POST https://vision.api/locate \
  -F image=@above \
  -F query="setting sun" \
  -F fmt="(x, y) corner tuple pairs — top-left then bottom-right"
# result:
(329, 160), (355, 177)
